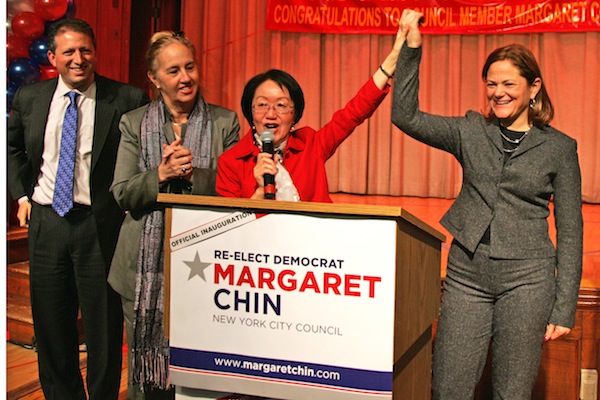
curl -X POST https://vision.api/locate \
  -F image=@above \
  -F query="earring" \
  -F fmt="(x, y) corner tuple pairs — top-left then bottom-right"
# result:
(529, 98), (536, 108)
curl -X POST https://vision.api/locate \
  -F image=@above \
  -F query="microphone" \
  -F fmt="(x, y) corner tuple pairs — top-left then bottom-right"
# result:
(259, 130), (276, 200)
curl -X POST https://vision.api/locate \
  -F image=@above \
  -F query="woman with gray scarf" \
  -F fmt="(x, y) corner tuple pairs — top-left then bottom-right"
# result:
(108, 31), (240, 399)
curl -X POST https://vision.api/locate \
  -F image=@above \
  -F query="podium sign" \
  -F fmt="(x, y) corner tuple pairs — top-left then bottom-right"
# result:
(160, 195), (444, 400)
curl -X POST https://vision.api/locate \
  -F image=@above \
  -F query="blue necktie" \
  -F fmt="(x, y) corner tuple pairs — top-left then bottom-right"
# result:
(52, 91), (79, 217)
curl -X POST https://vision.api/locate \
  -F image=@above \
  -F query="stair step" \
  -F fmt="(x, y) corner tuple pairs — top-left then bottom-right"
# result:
(7, 319), (36, 346)
(7, 227), (29, 264)
(7, 298), (33, 324)
(7, 299), (35, 346)
(7, 227), (34, 346)
(7, 260), (29, 274)
(7, 261), (30, 299)
(6, 226), (83, 347)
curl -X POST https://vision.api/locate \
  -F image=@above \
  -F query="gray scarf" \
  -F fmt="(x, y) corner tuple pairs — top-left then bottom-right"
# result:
(132, 97), (211, 390)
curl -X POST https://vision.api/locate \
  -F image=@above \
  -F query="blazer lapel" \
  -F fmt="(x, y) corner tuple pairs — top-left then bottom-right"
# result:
(92, 78), (117, 171)
(163, 121), (177, 143)
(484, 120), (504, 154)
(30, 81), (58, 172)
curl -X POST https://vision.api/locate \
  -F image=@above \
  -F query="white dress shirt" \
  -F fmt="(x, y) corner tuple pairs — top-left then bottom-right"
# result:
(31, 76), (96, 206)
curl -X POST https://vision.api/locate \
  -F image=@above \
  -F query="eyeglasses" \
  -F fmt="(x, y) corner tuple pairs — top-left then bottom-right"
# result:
(252, 102), (294, 115)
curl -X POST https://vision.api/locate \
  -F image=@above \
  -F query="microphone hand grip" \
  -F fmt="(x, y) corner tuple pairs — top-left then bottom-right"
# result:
(259, 130), (276, 200)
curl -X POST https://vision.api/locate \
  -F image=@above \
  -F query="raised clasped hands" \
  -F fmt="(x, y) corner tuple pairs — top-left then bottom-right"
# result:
(378, 8), (425, 89)
(398, 9), (424, 48)
(159, 137), (193, 183)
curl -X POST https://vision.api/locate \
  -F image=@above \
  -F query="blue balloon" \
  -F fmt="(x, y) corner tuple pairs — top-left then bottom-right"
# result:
(8, 58), (41, 88)
(29, 35), (51, 66)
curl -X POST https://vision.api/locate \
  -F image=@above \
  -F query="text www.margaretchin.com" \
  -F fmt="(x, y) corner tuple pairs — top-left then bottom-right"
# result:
(213, 357), (341, 381)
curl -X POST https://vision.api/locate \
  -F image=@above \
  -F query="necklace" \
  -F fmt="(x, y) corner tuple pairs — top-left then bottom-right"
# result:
(500, 128), (529, 144)
(171, 113), (189, 127)
(500, 126), (531, 153)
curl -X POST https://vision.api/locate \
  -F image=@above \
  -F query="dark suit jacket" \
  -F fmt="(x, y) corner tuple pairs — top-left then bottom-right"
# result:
(392, 45), (583, 328)
(7, 75), (149, 264)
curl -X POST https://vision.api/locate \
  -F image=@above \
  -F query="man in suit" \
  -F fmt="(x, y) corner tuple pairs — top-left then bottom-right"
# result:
(7, 18), (149, 400)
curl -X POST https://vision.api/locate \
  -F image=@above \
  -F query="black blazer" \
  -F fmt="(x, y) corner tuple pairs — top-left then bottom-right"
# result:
(7, 75), (149, 264)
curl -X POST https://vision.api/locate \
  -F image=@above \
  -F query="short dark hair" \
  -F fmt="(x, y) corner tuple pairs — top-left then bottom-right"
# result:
(47, 18), (96, 53)
(241, 69), (305, 128)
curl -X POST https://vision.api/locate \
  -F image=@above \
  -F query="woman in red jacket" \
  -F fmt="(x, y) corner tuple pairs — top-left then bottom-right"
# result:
(216, 24), (407, 202)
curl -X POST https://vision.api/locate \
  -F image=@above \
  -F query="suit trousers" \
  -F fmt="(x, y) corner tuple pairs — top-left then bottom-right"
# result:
(432, 240), (556, 400)
(28, 202), (124, 400)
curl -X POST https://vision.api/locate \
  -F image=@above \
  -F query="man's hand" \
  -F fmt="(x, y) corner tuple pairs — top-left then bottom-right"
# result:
(17, 199), (32, 228)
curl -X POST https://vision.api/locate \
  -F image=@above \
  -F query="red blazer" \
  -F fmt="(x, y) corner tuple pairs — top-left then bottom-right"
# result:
(216, 78), (389, 202)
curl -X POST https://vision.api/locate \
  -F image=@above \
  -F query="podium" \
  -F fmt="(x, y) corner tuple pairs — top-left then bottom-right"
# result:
(158, 194), (445, 400)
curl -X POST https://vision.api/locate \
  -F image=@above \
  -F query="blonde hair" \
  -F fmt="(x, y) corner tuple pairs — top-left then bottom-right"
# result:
(146, 31), (196, 76)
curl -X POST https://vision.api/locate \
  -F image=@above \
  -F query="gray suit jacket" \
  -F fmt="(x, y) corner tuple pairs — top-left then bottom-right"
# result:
(392, 45), (583, 328)
(108, 102), (240, 300)
(7, 76), (149, 263)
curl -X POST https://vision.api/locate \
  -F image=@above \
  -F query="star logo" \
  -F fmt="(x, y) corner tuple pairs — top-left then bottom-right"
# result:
(183, 252), (212, 281)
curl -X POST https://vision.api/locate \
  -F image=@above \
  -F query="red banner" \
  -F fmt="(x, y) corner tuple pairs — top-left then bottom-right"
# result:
(266, 0), (600, 34)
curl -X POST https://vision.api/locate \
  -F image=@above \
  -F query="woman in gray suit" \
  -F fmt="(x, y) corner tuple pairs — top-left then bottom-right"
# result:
(108, 31), (240, 399)
(392, 10), (583, 400)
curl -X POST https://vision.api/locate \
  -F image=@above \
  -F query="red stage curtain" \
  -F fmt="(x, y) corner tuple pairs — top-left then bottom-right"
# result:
(182, 0), (600, 203)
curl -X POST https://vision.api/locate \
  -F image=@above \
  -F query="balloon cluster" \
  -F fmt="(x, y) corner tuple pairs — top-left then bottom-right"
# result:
(6, 0), (77, 116)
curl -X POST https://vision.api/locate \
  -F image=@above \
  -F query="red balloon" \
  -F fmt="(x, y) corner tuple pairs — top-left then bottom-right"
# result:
(12, 11), (45, 40)
(7, 35), (31, 62)
(34, 0), (68, 21)
(40, 65), (59, 81)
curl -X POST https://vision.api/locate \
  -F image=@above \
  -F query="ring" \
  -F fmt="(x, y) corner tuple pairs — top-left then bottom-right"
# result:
(181, 167), (187, 174)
